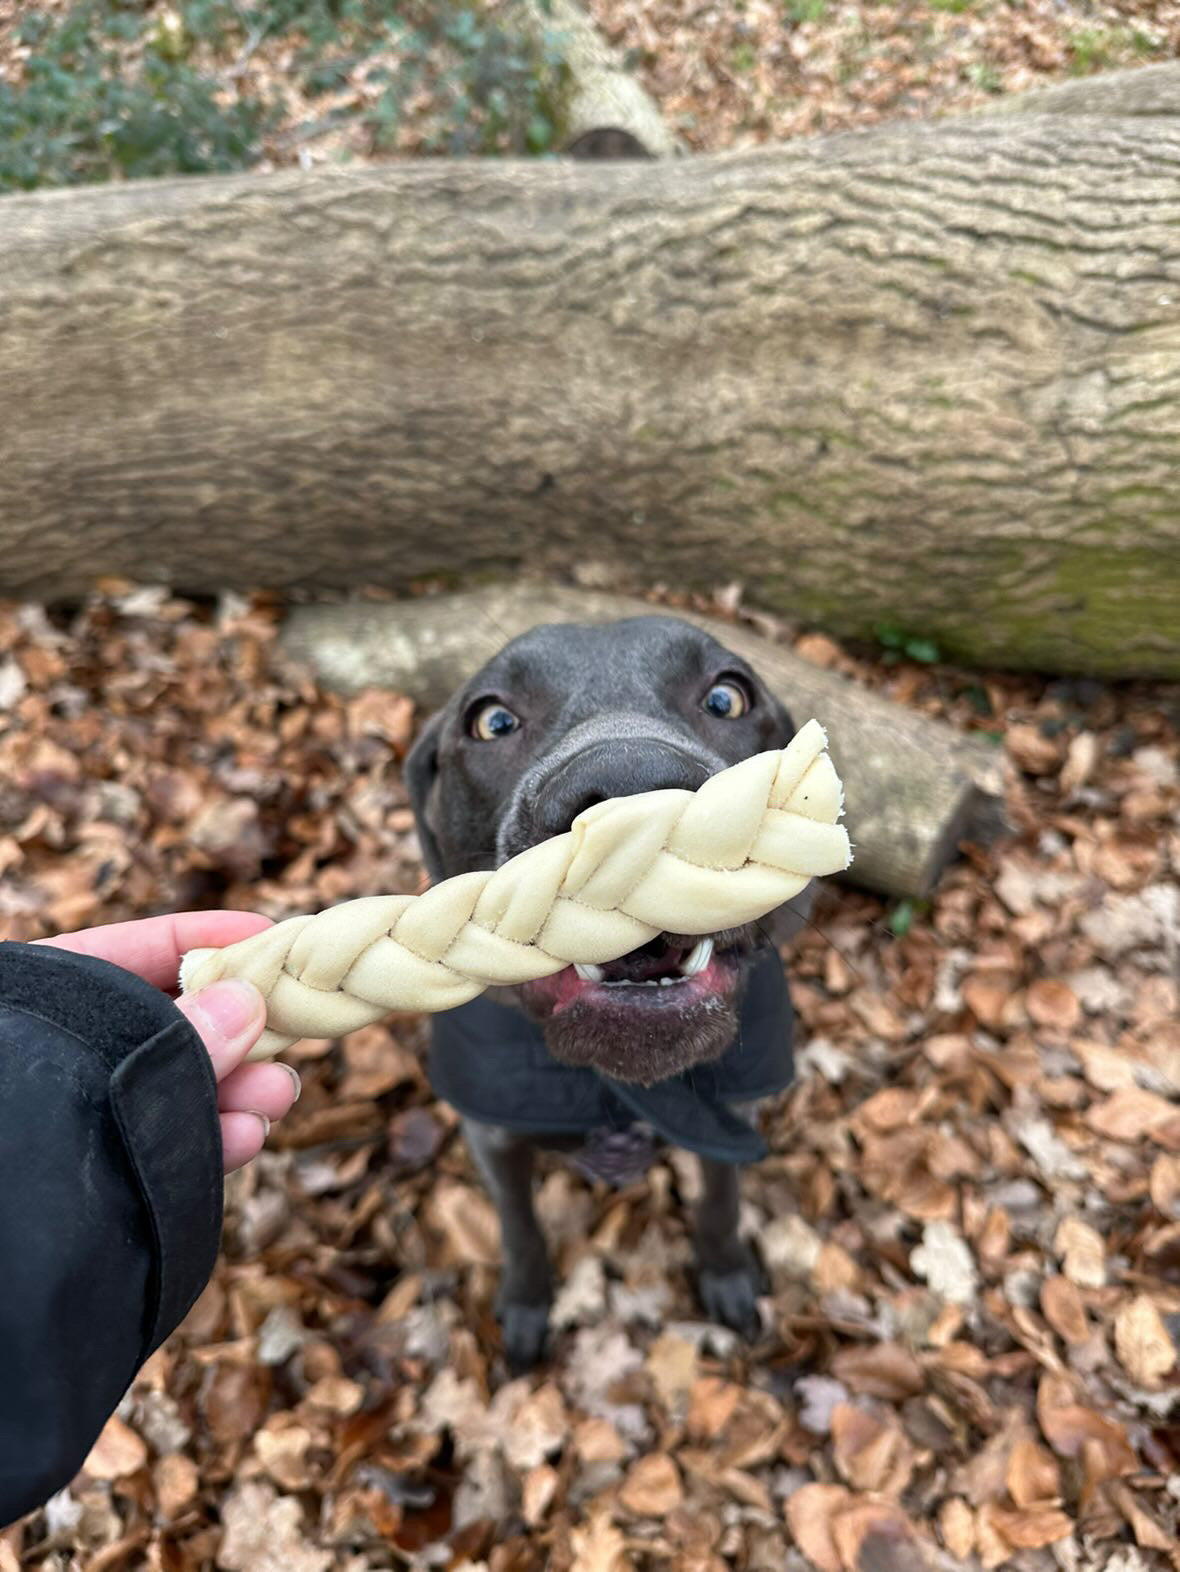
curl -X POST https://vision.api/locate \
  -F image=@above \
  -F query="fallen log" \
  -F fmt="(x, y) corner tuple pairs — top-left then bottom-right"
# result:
(3, 70), (1179, 674)
(281, 585), (1008, 900)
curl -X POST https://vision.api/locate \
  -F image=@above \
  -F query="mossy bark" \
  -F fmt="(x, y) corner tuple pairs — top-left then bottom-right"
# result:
(1, 97), (1179, 673)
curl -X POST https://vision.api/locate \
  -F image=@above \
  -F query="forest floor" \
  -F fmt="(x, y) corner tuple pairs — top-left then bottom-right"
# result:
(0, 582), (1177, 1572)
(2, 1), (1180, 1569)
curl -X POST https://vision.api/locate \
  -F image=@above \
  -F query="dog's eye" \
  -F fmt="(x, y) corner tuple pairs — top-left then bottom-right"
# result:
(703, 679), (750, 719)
(469, 701), (521, 741)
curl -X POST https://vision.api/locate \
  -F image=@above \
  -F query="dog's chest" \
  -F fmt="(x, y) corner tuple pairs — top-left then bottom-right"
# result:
(427, 949), (795, 1164)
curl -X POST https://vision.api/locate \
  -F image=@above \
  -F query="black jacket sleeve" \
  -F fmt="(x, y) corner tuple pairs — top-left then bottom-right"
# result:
(0, 942), (224, 1527)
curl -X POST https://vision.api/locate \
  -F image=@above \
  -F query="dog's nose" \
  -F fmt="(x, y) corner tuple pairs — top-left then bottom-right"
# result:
(533, 740), (711, 840)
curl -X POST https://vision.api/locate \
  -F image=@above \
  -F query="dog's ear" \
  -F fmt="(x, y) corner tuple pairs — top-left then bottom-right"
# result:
(404, 709), (447, 883)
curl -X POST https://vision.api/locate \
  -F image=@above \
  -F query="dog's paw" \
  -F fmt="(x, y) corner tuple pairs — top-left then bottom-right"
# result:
(499, 1299), (552, 1372)
(696, 1249), (765, 1339)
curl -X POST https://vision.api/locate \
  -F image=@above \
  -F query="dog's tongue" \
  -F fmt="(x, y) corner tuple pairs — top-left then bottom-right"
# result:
(599, 935), (687, 983)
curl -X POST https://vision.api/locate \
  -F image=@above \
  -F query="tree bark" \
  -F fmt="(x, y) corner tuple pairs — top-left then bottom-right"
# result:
(978, 59), (1180, 118)
(281, 585), (1007, 900)
(1, 96), (1179, 674)
(511, 0), (680, 157)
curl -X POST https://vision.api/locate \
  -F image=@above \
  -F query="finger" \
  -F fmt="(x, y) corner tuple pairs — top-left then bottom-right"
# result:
(175, 979), (267, 1081)
(38, 911), (272, 992)
(218, 1062), (300, 1123)
(221, 1111), (270, 1174)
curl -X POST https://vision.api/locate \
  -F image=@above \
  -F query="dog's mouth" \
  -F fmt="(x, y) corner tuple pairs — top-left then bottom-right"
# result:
(518, 928), (751, 1084)
(534, 932), (731, 1010)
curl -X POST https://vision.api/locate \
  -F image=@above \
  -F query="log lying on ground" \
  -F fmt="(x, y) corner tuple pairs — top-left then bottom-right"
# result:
(3, 68), (1180, 675)
(977, 58), (1180, 117)
(511, 0), (679, 157)
(281, 585), (1007, 900)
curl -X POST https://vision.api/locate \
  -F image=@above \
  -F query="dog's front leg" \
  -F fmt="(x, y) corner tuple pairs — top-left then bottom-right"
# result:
(463, 1118), (552, 1371)
(694, 1157), (764, 1338)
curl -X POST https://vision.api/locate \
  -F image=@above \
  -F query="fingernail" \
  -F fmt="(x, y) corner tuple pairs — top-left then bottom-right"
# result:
(248, 1111), (271, 1141)
(278, 1063), (302, 1102)
(193, 979), (261, 1041)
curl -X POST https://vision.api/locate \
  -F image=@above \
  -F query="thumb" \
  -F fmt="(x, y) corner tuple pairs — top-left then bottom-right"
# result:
(176, 979), (267, 1081)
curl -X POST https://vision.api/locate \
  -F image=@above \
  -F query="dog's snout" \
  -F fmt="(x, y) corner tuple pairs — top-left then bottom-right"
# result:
(533, 741), (710, 840)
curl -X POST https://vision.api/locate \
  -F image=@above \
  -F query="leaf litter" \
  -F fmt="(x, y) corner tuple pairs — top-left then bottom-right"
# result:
(0, 580), (1177, 1571)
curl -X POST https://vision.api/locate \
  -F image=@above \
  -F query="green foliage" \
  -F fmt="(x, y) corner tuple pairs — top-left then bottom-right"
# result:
(928, 0), (974, 12)
(783, 0), (827, 23)
(960, 683), (992, 717)
(874, 623), (942, 665)
(0, 3), (269, 190)
(964, 60), (1001, 93)
(0, 0), (571, 192)
(886, 898), (929, 938)
(1065, 24), (1164, 76)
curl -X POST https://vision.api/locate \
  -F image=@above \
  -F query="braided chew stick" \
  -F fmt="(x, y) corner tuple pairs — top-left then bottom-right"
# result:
(180, 719), (851, 1059)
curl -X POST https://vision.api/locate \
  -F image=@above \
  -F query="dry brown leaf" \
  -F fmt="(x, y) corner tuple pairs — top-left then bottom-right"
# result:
(1060, 731), (1099, 792)
(1005, 1436), (1060, 1508)
(814, 1241), (861, 1293)
(830, 1342), (924, 1401)
(199, 1361), (271, 1444)
(502, 1383), (569, 1471)
(1151, 1153), (1180, 1216)
(1054, 1215), (1106, 1288)
(1109, 1482), (1177, 1557)
(646, 1331), (699, 1410)
(153, 1452), (200, 1519)
(1087, 1086), (1177, 1142)
(687, 1377), (743, 1441)
(218, 1479), (333, 1572)
(784, 1483), (850, 1572)
(300, 1376), (361, 1419)
(83, 1415), (148, 1481)
(255, 1419), (315, 1490)
(984, 1502), (1073, 1550)
(1007, 724), (1062, 776)
(1114, 1295), (1177, 1388)
(574, 1417), (627, 1465)
(829, 1500), (924, 1572)
(962, 975), (1011, 1028)
(1026, 978), (1081, 1033)
(938, 1497), (974, 1558)
(830, 1404), (914, 1496)
(1039, 1276), (1089, 1346)
(1036, 1374), (1137, 1478)
(522, 1462), (559, 1527)
(854, 1087), (921, 1133)
(570, 1512), (632, 1572)
(619, 1454), (682, 1517)
(795, 633), (842, 668)
(1074, 1039), (1138, 1092)
(426, 1180), (501, 1267)
(973, 1503), (1012, 1570)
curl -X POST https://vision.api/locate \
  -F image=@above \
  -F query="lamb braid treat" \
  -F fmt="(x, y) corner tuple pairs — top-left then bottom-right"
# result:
(180, 719), (852, 1059)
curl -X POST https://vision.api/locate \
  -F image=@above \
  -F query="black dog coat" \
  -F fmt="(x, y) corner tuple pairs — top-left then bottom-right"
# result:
(429, 948), (793, 1174)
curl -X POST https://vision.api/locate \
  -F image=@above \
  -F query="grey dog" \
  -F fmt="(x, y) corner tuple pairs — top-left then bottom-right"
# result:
(405, 615), (808, 1369)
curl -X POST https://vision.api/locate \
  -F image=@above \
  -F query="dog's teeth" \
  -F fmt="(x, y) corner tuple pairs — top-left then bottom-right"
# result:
(659, 976), (676, 986)
(679, 937), (714, 977)
(574, 963), (604, 982)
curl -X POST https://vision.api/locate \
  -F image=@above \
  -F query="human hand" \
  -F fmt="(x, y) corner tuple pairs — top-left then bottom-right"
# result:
(38, 911), (300, 1173)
